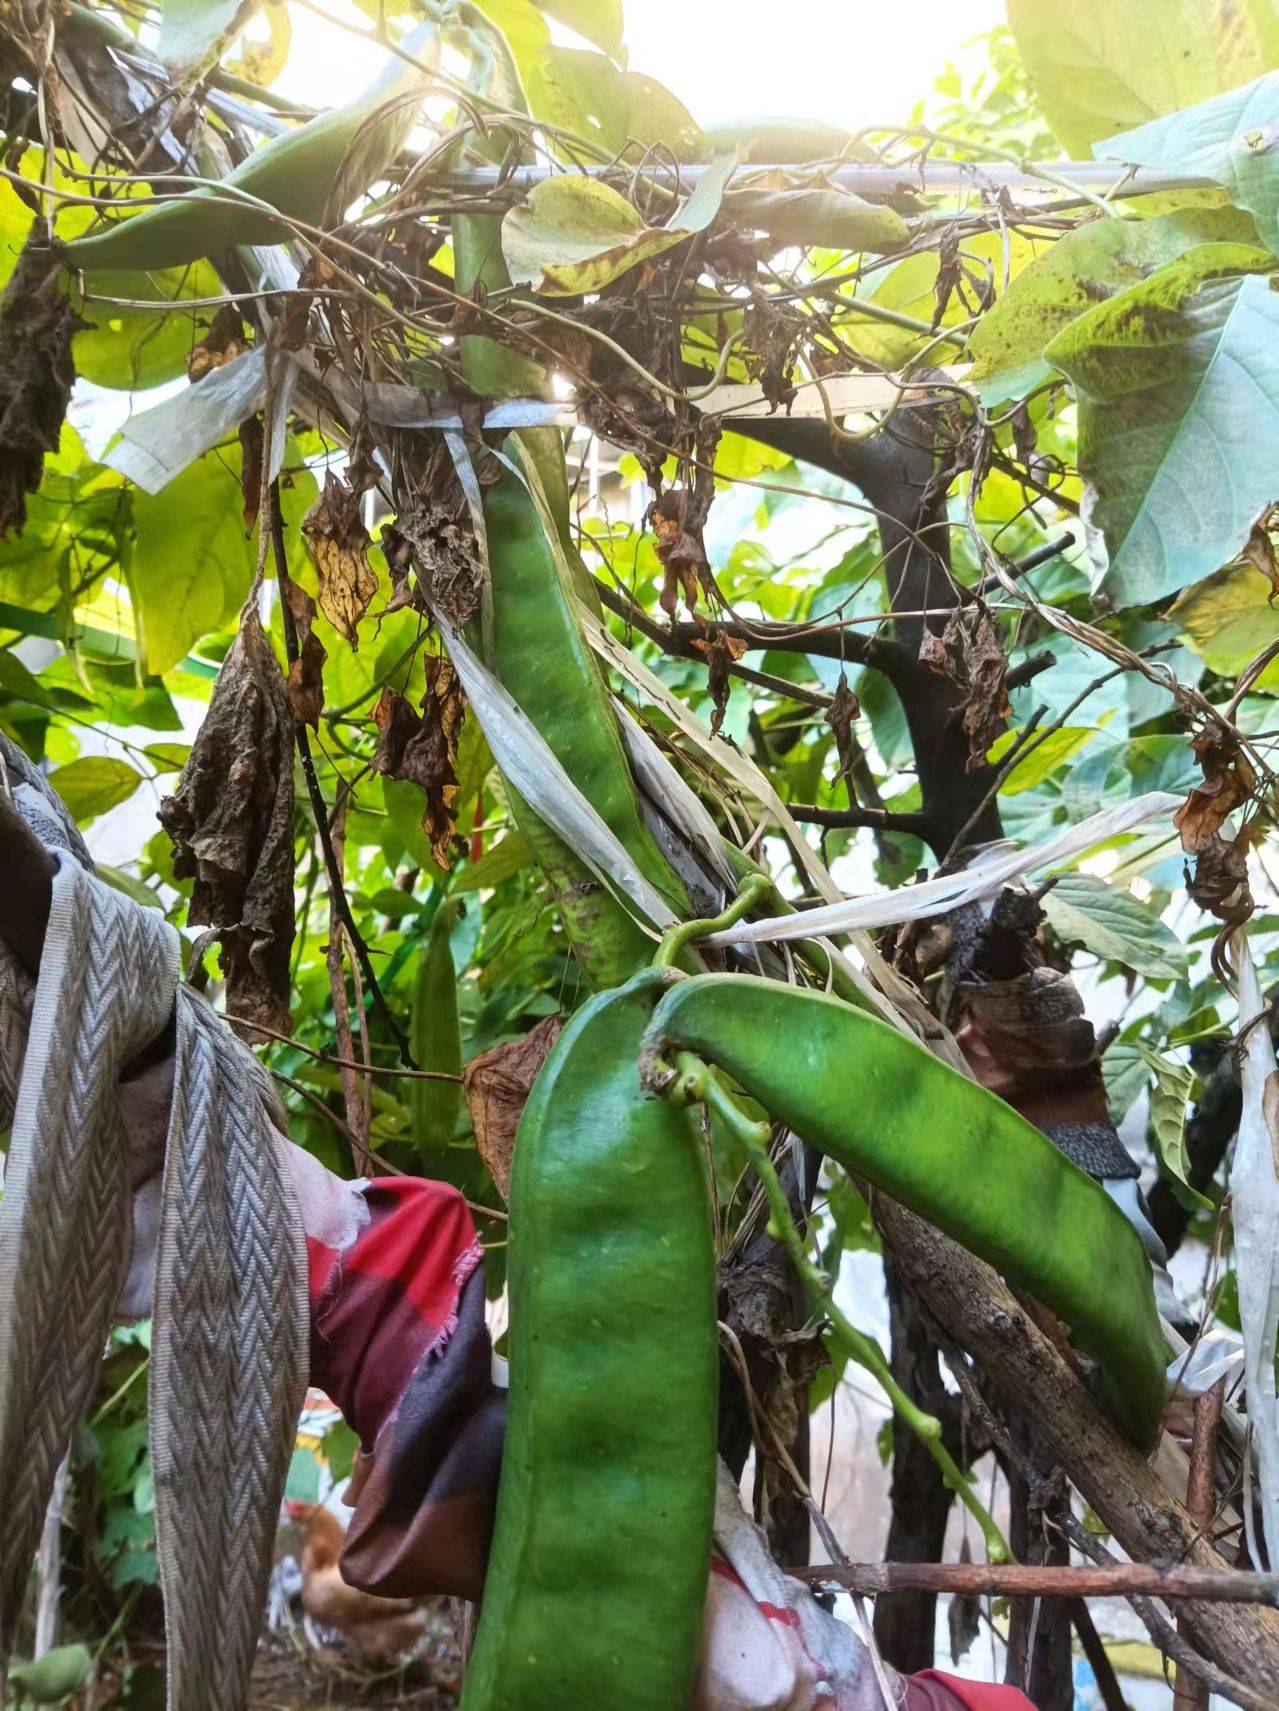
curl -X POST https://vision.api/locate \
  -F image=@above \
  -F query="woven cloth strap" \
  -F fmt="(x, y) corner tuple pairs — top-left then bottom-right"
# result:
(0, 751), (308, 1711)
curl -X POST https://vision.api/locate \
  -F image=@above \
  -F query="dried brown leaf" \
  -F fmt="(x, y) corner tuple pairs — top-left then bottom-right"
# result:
(688, 624), (745, 734)
(463, 1014), (564, 1202)
(917, 630), (948, 675)
(159, 608), (296, 1036)
(0, 233), (81, 539)
(370, 686), (420, 774)
(302, 468), (378, 647)
(187, 304), (247, 383)
(956, 608), (1010, 770)
(238, 415), (263, 533)
(370, 660), (466, 869)
(280, 576), (327, 727)
(828, 670), (861, 786)
(381, 439), (483, 628)
(1174, 725), (1256, 853)
(920, 607), (1010, 771)
(1243, 518), (1279, 600)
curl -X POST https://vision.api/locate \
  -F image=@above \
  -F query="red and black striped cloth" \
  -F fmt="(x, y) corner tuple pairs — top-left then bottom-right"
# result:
(303, 1173), (1037, 1711)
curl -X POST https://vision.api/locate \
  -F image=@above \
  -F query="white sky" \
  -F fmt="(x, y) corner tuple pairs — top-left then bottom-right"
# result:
(277, 0), (1004, 129)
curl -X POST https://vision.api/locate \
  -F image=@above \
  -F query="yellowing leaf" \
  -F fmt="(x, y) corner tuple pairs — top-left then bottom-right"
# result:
(503, 177), (690, 295)
(986, 724), (1098, 793)
(1007, 0), (1279, 154)
(968, 206), (1260, 406)
(1046, 244), (1279, 607)
(1172, 561), (1279, 682)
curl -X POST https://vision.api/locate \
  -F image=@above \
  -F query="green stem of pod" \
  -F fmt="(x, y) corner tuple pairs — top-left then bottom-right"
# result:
(665, 1050), (1013, 1567)
(653, 873), (772, 968)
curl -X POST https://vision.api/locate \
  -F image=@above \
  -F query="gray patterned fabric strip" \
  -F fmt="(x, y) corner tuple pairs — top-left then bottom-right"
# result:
(0, 756), (307, 1711)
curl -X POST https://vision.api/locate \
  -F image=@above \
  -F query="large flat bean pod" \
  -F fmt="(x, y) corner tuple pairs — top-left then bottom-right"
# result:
(462, 971), (718, 1711)
(642, 974), (1167, 1448)
(62, 21), (438, 272)
(453, 202), (680, 984)
(481, 461), (683, 916)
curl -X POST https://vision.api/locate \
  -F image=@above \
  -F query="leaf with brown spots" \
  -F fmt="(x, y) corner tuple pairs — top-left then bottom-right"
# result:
(370, 659), (466, 869)
(159, 606), (296, 1037)
(463, 1014), (564, 1202)
(302, 467), (378, 647)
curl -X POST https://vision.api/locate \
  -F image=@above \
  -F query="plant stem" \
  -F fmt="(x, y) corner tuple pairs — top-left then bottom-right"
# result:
(268, 485), (414, 1064)
(653, 873), (772, 967)
(667, 1051), (1012, 1566)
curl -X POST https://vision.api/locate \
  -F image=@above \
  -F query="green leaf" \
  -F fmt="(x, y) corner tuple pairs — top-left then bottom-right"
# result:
(723, 188), (907, 255)
(320, 1418), (360, 1483)
(1102, 1040), (1151, 1123)
(1096, 74), (1279, 254)
(1006, 0), (1279, 155)
(157, 0), (253, 70)
(1061, 735), (1200, 815)
(75, 260), (225, 391)
(1045, 245), (1279, 606)
(98, 864), (166, 910)
(383, 778), (448, 880)
(284, 1445), (320, 1504)
(130, 453), (254, 674)
(987, 724), (1098, 793)
(1172, 560), (1279, 683)
(452, 831), (532, 892)
(533, 0), (622, 56)
(409, 902), (463, 1149)
(968, 207), (1260, 404)
(1135, 1042), (1209, 1205)
(524, 47), (702, 161)
(1043, 873), (1187, 979)
(47, 756), (143, 824)
(503, 176), (690, 295)
(0, 647), (61, 713)
(8, 1643), (93, 1703)
(143, 741), (192, 773)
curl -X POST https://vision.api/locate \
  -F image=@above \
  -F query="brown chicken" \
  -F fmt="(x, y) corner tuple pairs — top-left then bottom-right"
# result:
(287, 1503), (429, 1661)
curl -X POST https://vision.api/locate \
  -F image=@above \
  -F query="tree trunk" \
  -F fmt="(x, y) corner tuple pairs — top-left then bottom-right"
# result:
(874, 1259), (960, 1670)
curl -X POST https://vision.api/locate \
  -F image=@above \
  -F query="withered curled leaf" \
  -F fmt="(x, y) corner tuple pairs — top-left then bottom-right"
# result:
(1243, 516), (1279, 600)
(827, 671), (861, 787)
(1174, 725), (1256, 853)
(159, 608), (296, 1036)
(689, 624), (745, 734)
(283, 577), (326, 729)
(383, 438), (484, 628)
(917, 606), (1010, 771)
(0, 233), (81, 539)
(463, 1013), (565, 1202)
(370, 657), (466, 868)
(302, 467), (378, 647)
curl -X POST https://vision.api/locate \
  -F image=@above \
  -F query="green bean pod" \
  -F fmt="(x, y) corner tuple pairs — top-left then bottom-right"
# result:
(641, 974), (1168, 1449)
(408, 902), (462, 1149)
(461, 971), (718, 1711)
(62, 20), (440, 273)
(452, 186), (686, 986)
